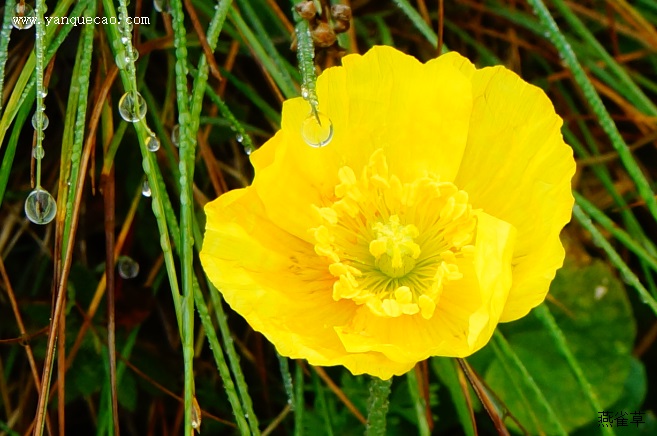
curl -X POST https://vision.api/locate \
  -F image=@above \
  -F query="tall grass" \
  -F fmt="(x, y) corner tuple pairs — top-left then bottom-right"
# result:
(0, 0), (655, 434)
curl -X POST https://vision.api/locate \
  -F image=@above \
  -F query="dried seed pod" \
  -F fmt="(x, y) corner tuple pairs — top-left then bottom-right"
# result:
(333, 20), (350, 34)
(295, 1), (317, 20)
(331, 4), (352, 22)
(311, 22), (337, 47)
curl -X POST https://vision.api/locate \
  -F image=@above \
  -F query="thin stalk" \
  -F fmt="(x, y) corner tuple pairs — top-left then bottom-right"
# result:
(365, 377), (393, 436)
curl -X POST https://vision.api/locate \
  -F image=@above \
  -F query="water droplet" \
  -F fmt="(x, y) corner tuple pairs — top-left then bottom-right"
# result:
(11, 2), (36, 30)
(118, 92), (147, 122)
(153, 0), (171, 13)
(120, 36), (129, 44)
(142, 180), (152, 197)
(39, 90), (48, 98)
(117, 256), (140, 279)
(115, 51), (129, 70)
(245, 146), (254, 156)
(32, 113), (49, 130)
(32, 145), (45, 159)
(301, 112), (333, 148)
(25, 189), (57, 225)
(146, 135), (160, 152)
(301, 87), (309, 99)
(171, 124), (180, 147)
(127, 50), (139, 62)
(236, 133), (243, 143)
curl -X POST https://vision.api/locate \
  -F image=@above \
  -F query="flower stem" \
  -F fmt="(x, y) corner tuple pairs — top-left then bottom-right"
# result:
(365, 377), (393, 436)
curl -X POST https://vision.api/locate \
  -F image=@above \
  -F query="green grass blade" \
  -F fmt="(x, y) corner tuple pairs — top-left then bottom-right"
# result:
(528, 0), (657, 224)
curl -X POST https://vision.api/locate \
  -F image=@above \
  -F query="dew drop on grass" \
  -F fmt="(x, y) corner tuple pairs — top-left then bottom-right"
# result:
(153, 0), (171, 13)
(171, 124), (180, 147)
(118, 92), (147, 122)
(301, 112), (333, 148)
(11, 2), (36, 30)
(25, 189), (57, 225)
(141, 180), (152, 197)
(146, 135), (160, 152)
(32, 113), (49, 130)
(117, 256), (140, 279)
(115, 51), (128, 69)
(32, 145), (45, 159)
(236, 133), (244, 143)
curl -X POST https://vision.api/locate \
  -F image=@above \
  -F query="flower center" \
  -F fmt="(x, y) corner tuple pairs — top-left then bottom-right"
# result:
(370, 215), (420, 278)
(311, 149), (476, 319)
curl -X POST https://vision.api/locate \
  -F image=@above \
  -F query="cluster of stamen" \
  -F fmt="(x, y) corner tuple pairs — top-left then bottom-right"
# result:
(311, 149), (477, 319)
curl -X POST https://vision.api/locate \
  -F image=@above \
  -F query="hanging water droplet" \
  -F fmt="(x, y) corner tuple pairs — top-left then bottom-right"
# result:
(32, 145), (45, 159)
(25, 188), (57, 225)
(11, 2), (36, 30)
(39, 89), (48, 98)
(123, 49), (138, 64)
(245, 146), (255, 156)
(301, 112), (333, 148)
(117, 256), (140, 279)
(236, 133), (243, 143)
(171, 124), (180, 147)
(141, 180), (152, 197)
(118, 91), (147, 122)
(115, 51), (128, 69)
(153, 0), (171, 13)
(31, 113), (49, 130)
(146, 135), (160, 152)
(301, 87), (309, 99)
(120, 36), (129, 45)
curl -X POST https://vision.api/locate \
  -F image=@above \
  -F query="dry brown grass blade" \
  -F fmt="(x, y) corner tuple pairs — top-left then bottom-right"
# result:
(438, 0), (444, 55)
(415, 361), (434, 432)
(184, 0), (223, 82)
(231, 5), (285, 104)
(313, 366), (367, 424)
(604, 0), (657, 49)
(102, 165), (121, 435)
(457, 358), (510, 436)
(456, 358), (478, 436)
(57, 312), (65, 436)
(0, 257), (53, 435)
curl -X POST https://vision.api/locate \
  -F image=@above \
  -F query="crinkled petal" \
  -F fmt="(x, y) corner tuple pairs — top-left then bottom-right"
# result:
(446, 54), (575, 321)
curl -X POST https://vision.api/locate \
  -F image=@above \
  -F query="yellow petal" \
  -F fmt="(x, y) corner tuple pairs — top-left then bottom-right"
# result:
(447, 58), (575, 322)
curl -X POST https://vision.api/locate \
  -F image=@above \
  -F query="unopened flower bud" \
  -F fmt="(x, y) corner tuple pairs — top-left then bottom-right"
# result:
(311, 22), (337, 47)
(331, 4), (352, 22)
(295, 1), (317, 20)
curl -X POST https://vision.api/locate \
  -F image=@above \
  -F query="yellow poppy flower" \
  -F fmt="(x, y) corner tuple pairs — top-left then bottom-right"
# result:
(200, 46), (575, 380)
